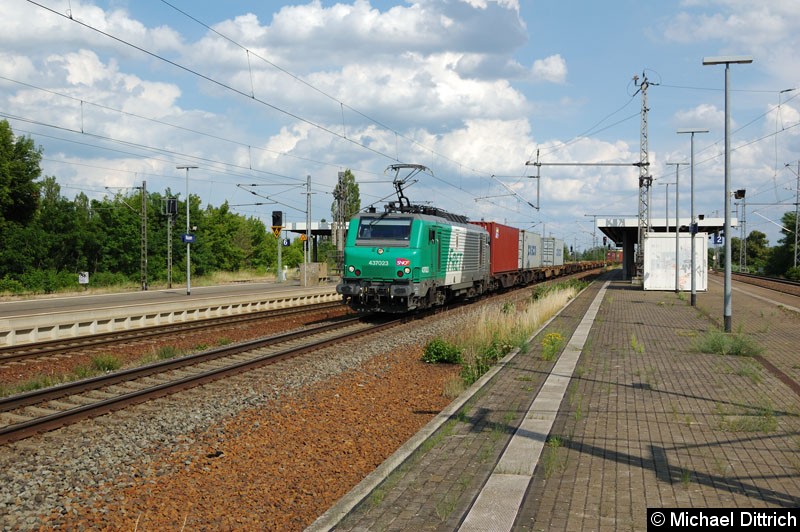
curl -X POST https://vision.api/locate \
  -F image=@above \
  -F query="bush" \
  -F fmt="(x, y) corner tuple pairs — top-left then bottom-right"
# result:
(421, 337), (462, 364)
(0, 276), (26, 295)
(86, 271), (135, 288)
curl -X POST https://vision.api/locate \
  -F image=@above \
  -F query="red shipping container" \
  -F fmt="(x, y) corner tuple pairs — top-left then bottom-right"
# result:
(470, 221), (520, 275)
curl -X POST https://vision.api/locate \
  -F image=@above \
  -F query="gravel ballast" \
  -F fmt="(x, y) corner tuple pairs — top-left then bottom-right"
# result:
(0, 307), (478, 530)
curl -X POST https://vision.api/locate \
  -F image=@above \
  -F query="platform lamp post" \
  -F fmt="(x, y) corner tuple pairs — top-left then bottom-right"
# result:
(177, 165), (198, 295)
(703, 55), (752, 332)
(678, 128), (709, 307)
(658, 182), (675, 227)
(666, 162), (687, 293)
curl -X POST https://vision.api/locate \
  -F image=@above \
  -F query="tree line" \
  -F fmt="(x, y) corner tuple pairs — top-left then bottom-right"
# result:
(0, 120), (335, 294)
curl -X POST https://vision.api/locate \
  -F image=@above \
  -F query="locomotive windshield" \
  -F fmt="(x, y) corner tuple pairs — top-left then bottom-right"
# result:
(356, 217), (412, 241)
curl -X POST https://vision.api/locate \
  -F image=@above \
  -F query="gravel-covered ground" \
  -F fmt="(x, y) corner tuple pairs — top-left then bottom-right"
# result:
(0, 304), (479, 530)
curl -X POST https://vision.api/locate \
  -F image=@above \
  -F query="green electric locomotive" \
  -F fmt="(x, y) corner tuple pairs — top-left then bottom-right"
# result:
(336, 165), (490, 313)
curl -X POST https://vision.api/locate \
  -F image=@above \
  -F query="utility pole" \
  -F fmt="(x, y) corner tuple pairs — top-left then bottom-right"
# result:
(140, 180), (147, 291)
(788, 162), (800, 268)
(678, 128), (709, 307)
(794, 161), (800, 269)
(177, 165), (198, 296)
(633, 72), (654, 283)
(305, 175), (311, 287)
(583, 214), (599, 261)
(334, 171), (347, 275)
(734, 190), (747, 272)
(666, 163), (688, 292)
(163, 197), (177, 288)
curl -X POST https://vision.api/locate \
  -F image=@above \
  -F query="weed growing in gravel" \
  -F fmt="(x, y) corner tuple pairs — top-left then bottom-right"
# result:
(542, 436), (566, 478)
(156, 345), (182, 360)
(421, 338), (462, 364)
(89, 354), (121, 372)
(443, 376), (466, 399)
(9, 375), (61, 395)
(369, 488), (386, 507)
(8, 354), (125, 396)
(734, 361), (763, 384)
(630, 333), (645, 354)
(541, 332), (565, 361)
(435, 494), (459, 521)
(715, 400), (778, 432)
(694, 329), (763, 357)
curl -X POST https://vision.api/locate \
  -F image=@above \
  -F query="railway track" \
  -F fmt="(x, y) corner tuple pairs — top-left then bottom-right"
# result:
(730, 271), (800, 297)
(0, 301), (348, 366)
(0, 315), (400, 444)
(0, 269), (604, 444)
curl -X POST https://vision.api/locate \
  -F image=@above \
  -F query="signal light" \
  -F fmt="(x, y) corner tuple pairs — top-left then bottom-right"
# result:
(397, 270), (404, 277)
(354, 269), (361, 276)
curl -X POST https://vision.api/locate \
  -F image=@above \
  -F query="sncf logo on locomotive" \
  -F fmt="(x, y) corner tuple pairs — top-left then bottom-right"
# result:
(396, 258), (411, 266)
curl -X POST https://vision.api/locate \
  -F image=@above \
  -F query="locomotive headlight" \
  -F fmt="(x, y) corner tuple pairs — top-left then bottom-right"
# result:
(348, 265), (355, 273)
(397, 270), (404, 277)
(404, 267), (411, 274)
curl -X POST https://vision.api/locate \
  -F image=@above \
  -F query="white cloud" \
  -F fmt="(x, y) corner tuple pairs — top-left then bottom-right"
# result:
(0, 1), (182, 56)
(663, 1), (800, 88)
(532, 55), (567, 84)
(673, 103), (724, 130)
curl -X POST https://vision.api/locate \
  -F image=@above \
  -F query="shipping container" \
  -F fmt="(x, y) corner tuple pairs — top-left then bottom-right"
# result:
(520, 230), (543, 269)
(542, 237), (564, 266)
(470, 221), (520, 275)
(643, 233), (708, 291)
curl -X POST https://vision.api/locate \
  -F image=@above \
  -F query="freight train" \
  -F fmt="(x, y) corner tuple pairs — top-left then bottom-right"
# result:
(335, 164), (603, 313)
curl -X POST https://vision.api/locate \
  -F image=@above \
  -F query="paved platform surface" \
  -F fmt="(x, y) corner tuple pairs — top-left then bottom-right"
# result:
(313, 268), (800, 531)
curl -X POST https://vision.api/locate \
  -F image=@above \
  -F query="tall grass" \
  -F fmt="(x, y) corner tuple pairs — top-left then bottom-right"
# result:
(425, 284), (580, 386)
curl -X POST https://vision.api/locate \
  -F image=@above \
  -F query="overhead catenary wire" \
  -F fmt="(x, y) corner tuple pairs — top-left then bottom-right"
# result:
(22, 0), (494, 206)
(14, 1), (800, 226)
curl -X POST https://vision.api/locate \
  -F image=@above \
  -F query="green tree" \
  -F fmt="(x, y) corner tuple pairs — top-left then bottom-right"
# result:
(0, 120), (41, 226)
(0, 121), (44, 277)
(33, 177), (82, 272)
(745, 230), (770, 273)
(331, 169), (361, 222)
(766, 211), (798, 277)
(89, 193), (142, 278)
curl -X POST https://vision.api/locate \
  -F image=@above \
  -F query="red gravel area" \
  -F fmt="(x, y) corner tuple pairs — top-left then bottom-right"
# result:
(47, 347), (459, 530)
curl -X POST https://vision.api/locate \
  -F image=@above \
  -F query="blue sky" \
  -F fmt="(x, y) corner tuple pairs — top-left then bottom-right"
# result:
(2, 0), (799, 251)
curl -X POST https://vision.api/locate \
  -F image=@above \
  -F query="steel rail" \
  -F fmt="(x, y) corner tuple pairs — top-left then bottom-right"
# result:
(0, 301), (347, 364)
(0, 316), (401, 444)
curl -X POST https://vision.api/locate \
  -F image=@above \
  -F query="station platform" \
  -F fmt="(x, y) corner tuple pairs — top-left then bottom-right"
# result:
(310, 268), (800, 531)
